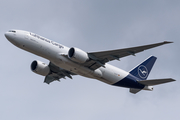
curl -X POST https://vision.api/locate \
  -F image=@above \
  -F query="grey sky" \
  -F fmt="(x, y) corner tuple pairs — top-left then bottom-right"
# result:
(1, 0), (180, 120)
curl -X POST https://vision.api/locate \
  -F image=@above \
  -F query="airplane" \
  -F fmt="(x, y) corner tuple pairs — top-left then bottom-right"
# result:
(5, 29), (175, 94)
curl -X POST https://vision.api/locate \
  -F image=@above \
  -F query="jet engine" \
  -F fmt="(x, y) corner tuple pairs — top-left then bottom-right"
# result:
(68, 47), (89, 63)
(31, 60), (50, 76)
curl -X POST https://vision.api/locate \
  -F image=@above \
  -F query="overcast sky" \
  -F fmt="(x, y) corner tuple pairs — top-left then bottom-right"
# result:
(1, 0), (180, 120)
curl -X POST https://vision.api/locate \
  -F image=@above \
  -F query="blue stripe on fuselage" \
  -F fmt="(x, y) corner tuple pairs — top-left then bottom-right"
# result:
(113, 74), (145, 89)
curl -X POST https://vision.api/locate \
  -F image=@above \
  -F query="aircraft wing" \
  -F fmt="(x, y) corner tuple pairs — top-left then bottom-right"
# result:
(83, 41), (172, 70)
(44, 62), (76, 84)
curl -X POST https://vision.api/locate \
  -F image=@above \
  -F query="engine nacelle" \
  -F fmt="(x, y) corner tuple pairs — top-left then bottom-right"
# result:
(31, 60), (50, 76)
(68, 47), (89, 63)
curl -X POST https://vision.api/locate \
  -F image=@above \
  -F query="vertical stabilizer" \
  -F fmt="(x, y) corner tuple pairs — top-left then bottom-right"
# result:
(129, 56), (157, 80)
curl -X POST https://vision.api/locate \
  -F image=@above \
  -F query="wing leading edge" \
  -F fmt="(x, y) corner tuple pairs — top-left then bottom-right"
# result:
(83, 41), (172, 70)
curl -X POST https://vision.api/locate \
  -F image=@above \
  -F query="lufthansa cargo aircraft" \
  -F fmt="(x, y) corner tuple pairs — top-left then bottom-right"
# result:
(5, 30), (175, 94)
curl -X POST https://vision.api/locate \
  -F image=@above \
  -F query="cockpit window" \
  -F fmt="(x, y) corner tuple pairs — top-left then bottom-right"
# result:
(9, 30), (16, 33)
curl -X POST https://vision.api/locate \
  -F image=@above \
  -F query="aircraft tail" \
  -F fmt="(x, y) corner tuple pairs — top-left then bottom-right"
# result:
(129, 56), (175, 94)
(129, 56), (157, 80)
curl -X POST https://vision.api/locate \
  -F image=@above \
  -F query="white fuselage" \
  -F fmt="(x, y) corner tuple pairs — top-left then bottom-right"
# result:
(6, 30), (175, 93)
(5, 30), (129, 85)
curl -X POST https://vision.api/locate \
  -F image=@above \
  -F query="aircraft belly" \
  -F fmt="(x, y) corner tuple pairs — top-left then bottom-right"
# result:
(51, 58), (98, 79)
(51, 57), (127, 84)
(100, 64), (129, 85)
(113, 74), (145, 89)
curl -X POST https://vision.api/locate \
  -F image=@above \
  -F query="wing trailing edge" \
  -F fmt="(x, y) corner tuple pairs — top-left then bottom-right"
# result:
(44, 62), (76, 84)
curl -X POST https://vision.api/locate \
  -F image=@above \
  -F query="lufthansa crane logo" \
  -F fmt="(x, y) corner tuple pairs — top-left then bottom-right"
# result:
(138, 65), (148, 79)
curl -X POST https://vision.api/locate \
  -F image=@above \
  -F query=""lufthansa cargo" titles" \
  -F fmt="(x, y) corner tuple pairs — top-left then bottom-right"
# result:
(30, 33), (64, 49)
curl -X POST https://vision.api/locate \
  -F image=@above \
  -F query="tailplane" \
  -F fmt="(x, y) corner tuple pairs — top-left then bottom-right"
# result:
(130, 78), (175, 94)
(138, 78), (175, 86)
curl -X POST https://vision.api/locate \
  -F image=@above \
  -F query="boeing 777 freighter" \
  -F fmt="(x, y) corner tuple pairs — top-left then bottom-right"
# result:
(5, 30), (175, 94)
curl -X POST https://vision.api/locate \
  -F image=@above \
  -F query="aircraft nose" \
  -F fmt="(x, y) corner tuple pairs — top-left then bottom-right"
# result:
(5, 31), (15, 42)
(4, 32), (10, 39)
(5, 30), (21, 47)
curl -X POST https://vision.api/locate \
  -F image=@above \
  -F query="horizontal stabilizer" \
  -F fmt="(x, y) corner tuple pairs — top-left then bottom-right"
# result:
(130, 88), (142, 94)
(138, 78), (175, 86)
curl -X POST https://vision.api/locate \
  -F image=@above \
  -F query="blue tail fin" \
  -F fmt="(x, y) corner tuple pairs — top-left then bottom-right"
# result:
(129, 56), (157, 80)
